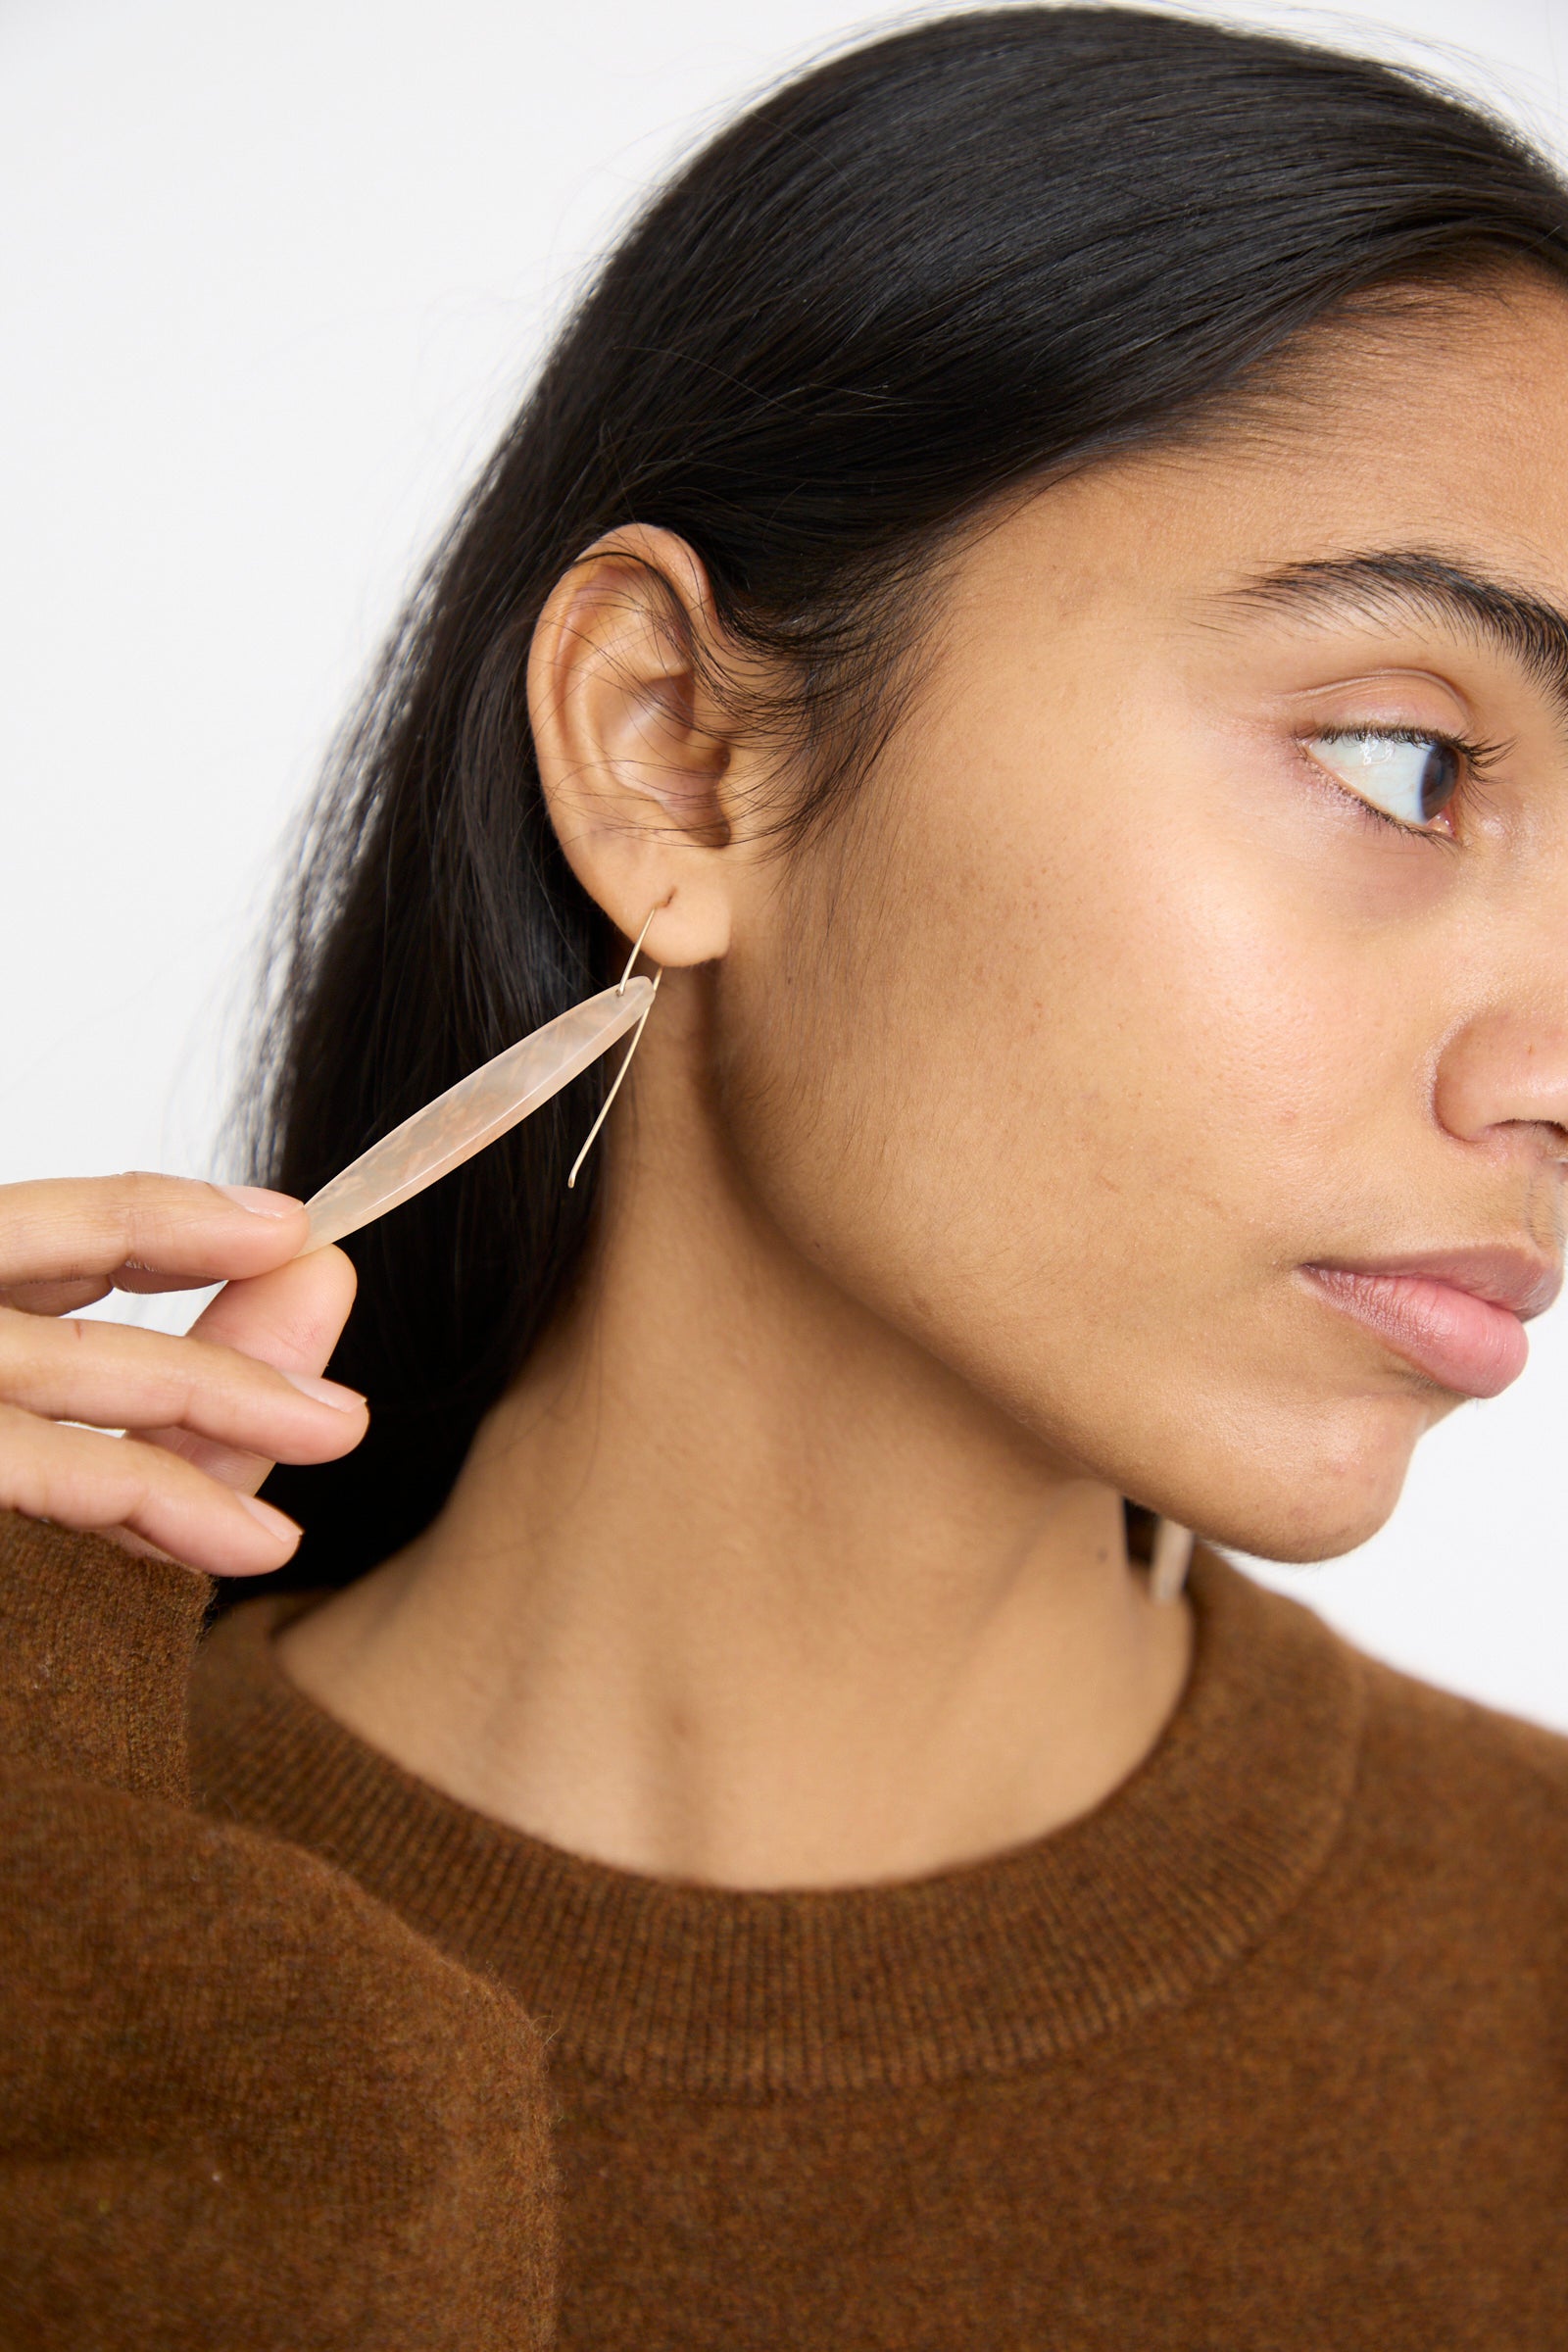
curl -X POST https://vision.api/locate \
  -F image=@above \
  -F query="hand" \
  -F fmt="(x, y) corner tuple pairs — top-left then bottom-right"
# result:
(0, 1173), (367, 1575)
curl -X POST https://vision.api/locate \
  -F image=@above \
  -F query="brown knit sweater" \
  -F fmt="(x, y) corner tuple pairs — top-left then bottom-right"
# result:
(2, 1508), (1565, 2348)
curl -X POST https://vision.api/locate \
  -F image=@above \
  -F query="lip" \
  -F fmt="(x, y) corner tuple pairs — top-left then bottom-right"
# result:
(1299, 1247), (1561, 1399)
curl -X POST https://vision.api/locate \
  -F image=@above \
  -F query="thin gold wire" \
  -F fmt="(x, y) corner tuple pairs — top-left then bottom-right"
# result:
(616, 904), (662, 994)
(565, 906), (666, 1190)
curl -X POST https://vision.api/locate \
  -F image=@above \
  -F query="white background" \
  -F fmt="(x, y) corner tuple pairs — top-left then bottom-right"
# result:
(4, 0), (1567, 1728)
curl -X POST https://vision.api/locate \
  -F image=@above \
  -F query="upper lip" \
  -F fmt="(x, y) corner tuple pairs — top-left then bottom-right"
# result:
(1304, 1246), (1563, 1321)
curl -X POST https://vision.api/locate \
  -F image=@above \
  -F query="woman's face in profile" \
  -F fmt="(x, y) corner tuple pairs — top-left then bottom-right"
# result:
(710, 274), (1568, 1563)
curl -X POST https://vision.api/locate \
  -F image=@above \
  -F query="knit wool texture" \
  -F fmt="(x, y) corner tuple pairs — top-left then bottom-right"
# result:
(1, 1506), (1565, 2347)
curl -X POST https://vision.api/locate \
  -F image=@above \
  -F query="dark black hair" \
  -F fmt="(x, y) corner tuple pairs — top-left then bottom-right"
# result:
(245, 4), (1568, 1585)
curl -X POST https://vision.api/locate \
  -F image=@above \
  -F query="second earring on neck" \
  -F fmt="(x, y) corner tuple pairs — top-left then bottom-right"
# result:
(1149, 1517), (1195, 1604)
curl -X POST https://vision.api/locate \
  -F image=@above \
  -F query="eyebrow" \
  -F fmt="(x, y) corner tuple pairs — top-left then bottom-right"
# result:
(1221, 551), (1568, 720)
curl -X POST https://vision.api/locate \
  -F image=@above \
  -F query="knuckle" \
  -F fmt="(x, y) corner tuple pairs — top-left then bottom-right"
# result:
(117, 1170), (185, 1265)
(0, 1305), (41, 1377)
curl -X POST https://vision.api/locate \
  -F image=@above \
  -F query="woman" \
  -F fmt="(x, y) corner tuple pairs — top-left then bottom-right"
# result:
(2, 7), (1565, 2344)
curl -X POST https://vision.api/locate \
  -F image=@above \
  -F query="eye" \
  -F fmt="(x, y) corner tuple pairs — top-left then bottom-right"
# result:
(1304, 728), (1462, 831)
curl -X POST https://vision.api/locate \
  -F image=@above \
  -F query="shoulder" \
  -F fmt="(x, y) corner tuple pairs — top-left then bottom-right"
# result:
(1307, 1604), (1568, 1943)
(1193, 1552), (1567, 1937)
(1209, 1551), (1568, 1838)
(1355, 1635), (1568, 1821)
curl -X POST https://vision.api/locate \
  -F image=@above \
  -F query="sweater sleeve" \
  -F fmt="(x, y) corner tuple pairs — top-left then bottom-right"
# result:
(0, 1512), (557, 2352)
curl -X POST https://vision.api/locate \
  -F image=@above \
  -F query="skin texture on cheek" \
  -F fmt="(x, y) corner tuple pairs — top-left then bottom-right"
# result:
(729, 600), (1410, 1555)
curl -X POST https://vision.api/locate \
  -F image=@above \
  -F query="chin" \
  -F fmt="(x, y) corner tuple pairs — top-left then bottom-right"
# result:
(1213, 1503), (1396, 1568)
(1166, 1390), (1433, 1566)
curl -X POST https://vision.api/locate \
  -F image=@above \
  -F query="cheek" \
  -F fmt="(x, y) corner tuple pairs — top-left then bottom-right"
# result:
(885, 721), (1396, 1301)
(722, 731), (1353, 1335)
(711, 698), (1444, 1546)
(974, 699), (1453, 1245)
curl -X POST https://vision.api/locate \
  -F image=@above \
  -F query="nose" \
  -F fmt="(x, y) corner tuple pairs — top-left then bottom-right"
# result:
(1432, 1008), (1568, 1165)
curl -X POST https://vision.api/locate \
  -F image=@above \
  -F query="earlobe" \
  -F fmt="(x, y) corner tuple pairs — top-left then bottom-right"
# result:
(527, 524), (740, 967)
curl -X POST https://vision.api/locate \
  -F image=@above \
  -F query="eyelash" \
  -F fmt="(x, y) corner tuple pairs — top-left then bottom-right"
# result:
(1298, 722), (1507, 840)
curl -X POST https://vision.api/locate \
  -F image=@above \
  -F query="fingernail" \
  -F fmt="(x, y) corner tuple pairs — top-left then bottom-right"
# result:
(234, 1493), (300, 1544)
(212, 1184), (303, 1219)
(281, 1369), (368, 1413)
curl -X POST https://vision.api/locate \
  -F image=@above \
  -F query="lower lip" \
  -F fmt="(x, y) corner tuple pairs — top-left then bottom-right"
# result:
(1301, 1266), (1530, 1398)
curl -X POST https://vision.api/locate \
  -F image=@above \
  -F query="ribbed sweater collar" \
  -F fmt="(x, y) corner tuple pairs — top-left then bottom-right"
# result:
(190, 1549), (1364, 2097)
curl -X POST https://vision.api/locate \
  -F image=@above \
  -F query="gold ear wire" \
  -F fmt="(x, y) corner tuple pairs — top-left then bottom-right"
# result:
(565, 906), (666, 1189)
(615, 904), (662, 994)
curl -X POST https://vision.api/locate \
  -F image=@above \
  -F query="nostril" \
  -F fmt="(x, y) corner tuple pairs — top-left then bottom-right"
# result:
(1431, 1015), (1568, 1152)
(1534, 1115), (1568, 1160)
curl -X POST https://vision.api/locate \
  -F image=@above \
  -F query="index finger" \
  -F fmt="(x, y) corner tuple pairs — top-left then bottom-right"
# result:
(0, 1173), (310, 1298)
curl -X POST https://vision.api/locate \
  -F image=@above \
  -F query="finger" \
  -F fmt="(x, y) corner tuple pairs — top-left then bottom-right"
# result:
(0, 1404), (302, 1577)
(4, 1278), (113, 1317)
(108, 1266), (258, 1298)
(183, 1245), (358, 1374)
(0, 1307), (367, 1461)
(142, 1245), (361, 1494)
(0, 1173), (307, 1298)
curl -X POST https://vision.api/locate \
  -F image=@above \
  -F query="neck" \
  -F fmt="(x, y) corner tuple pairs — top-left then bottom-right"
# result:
(277, 1023), (1193, 1889)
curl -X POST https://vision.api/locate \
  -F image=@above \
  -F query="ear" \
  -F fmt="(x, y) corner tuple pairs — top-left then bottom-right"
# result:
(526, 523), (752, 967)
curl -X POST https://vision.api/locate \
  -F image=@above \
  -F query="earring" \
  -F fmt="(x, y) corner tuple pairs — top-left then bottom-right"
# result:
(1149, 1516), (1195, 1604)
(566, 906), (664, 1188)
(300, 903), (666, 1251)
